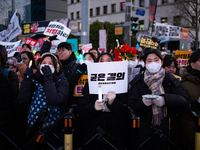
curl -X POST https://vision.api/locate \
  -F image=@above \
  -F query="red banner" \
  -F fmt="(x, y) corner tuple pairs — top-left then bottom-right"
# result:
(148, 0), (158, 36)
(25, 38), (38, 46)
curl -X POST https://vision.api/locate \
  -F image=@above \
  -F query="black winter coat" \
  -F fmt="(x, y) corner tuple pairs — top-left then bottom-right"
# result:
(18, 72), (69, 115)
(0, 45), (19, 147)
(40, 41), (77, 78)
(79, 83), (128, 150)
(128, 72), (188, 150)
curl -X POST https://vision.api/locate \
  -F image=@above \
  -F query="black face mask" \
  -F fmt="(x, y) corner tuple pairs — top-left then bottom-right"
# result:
(187, 65), (200, 80)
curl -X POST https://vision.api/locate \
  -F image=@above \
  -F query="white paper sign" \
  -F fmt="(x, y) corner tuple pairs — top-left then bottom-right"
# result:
(155, 22), (181, 39)
(0, 40), (21, 57)
(99, 29), (107, 51)
(87, 61), (128, 94)
(0, 10), (22, 42)
(43, 21), (71, 42)
(82, 44), (92, 54)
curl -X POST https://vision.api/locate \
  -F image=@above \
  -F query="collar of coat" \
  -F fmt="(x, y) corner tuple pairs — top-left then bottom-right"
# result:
(129, 71), (181, 88)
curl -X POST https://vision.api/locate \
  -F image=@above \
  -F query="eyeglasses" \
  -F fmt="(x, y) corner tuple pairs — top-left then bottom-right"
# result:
(57, 48), (66, 53)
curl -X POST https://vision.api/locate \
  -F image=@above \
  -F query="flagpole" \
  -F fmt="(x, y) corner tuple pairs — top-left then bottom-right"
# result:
(12, 0), (17, 42)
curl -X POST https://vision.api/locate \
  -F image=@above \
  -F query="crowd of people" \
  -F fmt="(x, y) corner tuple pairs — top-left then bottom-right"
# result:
(0, 37), (200, 150)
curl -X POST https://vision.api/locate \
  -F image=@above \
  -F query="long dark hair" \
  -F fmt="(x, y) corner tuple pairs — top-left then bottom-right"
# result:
(21, 51), (37, 69)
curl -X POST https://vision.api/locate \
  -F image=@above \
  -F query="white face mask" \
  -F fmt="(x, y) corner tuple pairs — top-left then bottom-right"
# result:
(146, 62), (161, 73)
(83, 60), (93, 65)
(40, 64), (55, 75)
(128, 59), (138, 68)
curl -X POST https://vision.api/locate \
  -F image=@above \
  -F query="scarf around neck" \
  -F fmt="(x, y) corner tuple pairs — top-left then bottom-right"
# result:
(144, 68), (167, 126)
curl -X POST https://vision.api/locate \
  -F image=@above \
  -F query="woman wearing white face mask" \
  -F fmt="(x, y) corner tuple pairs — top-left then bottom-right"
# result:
(18, 52), (69, 140)
(128, 48), (187, 150)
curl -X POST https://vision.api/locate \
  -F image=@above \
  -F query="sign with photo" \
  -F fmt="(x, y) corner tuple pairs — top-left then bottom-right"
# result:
(87, 61), (128, 94)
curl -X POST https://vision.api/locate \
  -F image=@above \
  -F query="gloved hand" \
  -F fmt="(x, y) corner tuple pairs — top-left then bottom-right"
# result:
(142, 97), (153, 106)
(94, 100), (104, 111)
(153, 96), (165, 107)
(107, 91), (116, 105)
(77, 63), (87, 74)
(41, 65), (52, 82)
(23, 66), (33, 79)
(49, 35), (57, 41)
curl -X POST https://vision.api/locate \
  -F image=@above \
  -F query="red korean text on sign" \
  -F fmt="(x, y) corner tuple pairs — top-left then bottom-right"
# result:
(25, 38), (38, 46)
(149, 5), (155, 22)
(177, 59), (188, 67)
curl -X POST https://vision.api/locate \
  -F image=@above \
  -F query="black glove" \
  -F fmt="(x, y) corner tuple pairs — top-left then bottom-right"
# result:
(77, 63), (87, 74)
(49, 35), (57, 41)
(41, 65), (52, 82)
(14, 53), (22, 64)
(23, 66), (33, 79)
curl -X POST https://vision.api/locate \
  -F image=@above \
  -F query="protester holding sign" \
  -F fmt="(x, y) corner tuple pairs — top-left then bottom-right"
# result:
(177, 51), (200, 149)
(40, 36), (77, 78)
(128, 48), (187, 150)
(0, 45), (19, 148)
(18, 52), (69, 141)
(78, 53), (128, 150)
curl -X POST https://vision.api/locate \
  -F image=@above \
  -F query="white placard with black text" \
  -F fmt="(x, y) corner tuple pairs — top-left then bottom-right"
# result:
(87, 61), (128, 94)
(0, 40), (21, 57)
(43, 21), (71, 42)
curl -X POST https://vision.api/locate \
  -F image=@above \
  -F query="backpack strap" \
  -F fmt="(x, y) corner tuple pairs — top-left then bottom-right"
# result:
(3, 68), (9, 77)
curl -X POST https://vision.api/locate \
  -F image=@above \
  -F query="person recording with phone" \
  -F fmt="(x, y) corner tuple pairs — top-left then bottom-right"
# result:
(128, 48), (187, 150)
(18, 52), (69, 141)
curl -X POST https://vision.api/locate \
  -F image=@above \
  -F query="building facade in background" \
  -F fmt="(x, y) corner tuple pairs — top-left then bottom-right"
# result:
(68, 0), (194, 51)
(0, 0), (68, 30)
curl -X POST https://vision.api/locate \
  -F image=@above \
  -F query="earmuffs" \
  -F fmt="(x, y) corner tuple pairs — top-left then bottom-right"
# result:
(40, 52), (60, 73)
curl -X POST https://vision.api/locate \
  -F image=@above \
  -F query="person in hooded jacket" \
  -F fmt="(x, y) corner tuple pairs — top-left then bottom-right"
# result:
(68, 52), (96, 107)
(18, 52), (69, 140)
(78, 53), (128, 150)
(40, 35), (77, 78)
(0, 45), (19, 148)
(128, 48), (187, 150)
